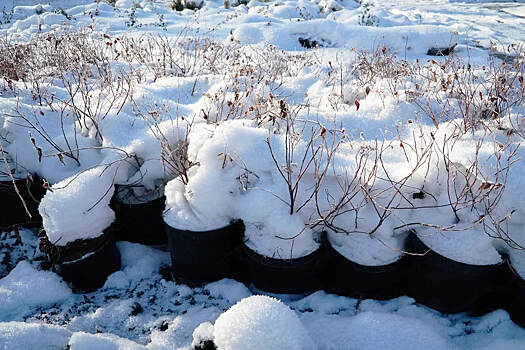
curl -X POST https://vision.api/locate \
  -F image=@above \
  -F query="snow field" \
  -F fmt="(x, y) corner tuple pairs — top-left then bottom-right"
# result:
(0, 0), (524, 348)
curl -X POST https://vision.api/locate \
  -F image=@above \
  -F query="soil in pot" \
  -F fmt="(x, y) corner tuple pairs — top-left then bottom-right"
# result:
(406, 232), (508, 315)
(323, 233), (409, 300)
(39, 231), (121, 292)
(109, 185), (167, 245)
(0, 175), (46, 229)
(240, 230), (325, 294)
(165, 220), (244, 286)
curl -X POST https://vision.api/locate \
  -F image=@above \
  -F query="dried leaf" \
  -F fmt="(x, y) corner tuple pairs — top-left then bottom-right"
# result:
(354, 100), (360, 111)
(57, 153), (66, 165)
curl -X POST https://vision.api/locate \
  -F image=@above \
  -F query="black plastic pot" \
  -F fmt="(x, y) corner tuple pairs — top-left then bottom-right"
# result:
(427, 44), (457, 56)
(406, 232), (508, 314)
(165, 220), (244, 286)
(241, 236), (325, 294)
(503, 260), (525, 327)
(40, 232), (121, 292)
(0, 175), (45, 229)
(110, 186), (167, 245)
(323, 235), (409, 300)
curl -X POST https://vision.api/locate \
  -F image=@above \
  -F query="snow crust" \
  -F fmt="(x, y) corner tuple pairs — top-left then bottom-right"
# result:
(213, 295), (315, 350)
(303, 311), (453, 350)
(0, 261), (72, 321)
(0, 322), (72, 350)
(68, 331), (147, 350)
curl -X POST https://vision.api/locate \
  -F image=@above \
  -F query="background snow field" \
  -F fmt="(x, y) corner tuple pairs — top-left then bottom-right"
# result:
(1, 0), (525, 349)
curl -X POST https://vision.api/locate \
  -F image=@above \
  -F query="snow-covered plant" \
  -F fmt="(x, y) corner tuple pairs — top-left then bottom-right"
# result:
(130, 98), (195, 186)
(0, 2), (13, 25)
(171, 0), (203, 12)
(265, 100), (345, 218)
(357, 2), (378, 27)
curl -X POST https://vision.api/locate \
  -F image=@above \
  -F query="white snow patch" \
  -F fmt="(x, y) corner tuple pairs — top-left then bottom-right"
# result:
(213, 295), (315, 350)
(0, 321), (72, 350)
(68, 331), (146, 350)
(0, 261), (71, 321)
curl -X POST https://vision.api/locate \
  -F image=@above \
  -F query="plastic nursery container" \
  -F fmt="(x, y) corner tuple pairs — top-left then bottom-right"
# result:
(241, 233), (326, 294)
(109, 185), (167, 245)
(427, 44), (457, 56)
(406, 232), (508, 315)
(0, 175), (46, 229)
(165, 220), (244, 286)
(323, 234), (409, 300)
(503, 260), (525, 327)
(39, 231), (121, 292)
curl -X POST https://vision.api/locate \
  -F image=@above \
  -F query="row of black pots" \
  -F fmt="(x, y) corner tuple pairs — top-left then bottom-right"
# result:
(1, 182), (157, 292)
(164, 222), (525, 326)
(165, 223), (411, 298)
(0, 175), (46, 230)
(6, 182), (523, 325)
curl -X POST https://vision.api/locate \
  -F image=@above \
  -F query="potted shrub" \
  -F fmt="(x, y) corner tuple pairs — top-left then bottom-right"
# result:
(407, 229), (507, 314)
(236, 103), (339, 294)
(401, 148), (514, 314)
(307, 138), (411, 299)
(38, 166), (122, 291)
(162, 120), (245, 285)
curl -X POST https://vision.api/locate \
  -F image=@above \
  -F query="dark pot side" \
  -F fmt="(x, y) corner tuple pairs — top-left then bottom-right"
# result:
(406, 232), (508, 315)
(502, 259), (525, 327)
(0, 175), (46, 229)
(323, 235), (409, 300)
(110, 188), (167, 245)
(165, 220), (244, 286)
(427, 44), (457, 56)
(241, 236), (325, 294)
(41, 232), (121, 292)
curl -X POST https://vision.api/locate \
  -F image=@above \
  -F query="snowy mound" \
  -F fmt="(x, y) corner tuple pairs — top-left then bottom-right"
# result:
(213, 295), (315, 350)
(304, 311), (452, 350)
(0, 261), (71, 321)
(416, 227), (502, 266)
(0, 322), (72, 350)
(39, 167), (118, 245)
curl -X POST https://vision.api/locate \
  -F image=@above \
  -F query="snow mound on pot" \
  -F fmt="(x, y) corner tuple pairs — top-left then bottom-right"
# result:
(416, 226), (502, 266)
(231, 25), (264, 45)
(213, 295), (315, 350)
(39, 166), (119, 245)
(0, 261), (72, 321)
(0, 321), (72, 350)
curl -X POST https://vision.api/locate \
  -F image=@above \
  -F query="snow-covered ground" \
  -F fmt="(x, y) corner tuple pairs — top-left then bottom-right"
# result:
(1, 0), (525, 348)
(1, 228), (525, 350)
